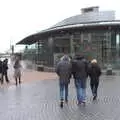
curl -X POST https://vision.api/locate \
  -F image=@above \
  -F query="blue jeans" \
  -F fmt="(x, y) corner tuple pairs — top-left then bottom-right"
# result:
(59, 82), (68, 101)
(75, 79), (86, 102)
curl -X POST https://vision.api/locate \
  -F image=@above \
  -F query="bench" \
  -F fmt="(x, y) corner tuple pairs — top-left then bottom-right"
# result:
(36, 65), (44, 71)
(106, 65), (112, 75)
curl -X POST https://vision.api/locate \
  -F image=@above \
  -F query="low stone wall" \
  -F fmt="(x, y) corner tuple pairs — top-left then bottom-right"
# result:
(22, 60), (55, 72)
(21, 60), (120, 75)
(44, 67), (55, 72)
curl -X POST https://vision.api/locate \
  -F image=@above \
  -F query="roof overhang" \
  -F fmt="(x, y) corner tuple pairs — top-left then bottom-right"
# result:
(16, 20), (120, 45)
(16, 34), (42, 45)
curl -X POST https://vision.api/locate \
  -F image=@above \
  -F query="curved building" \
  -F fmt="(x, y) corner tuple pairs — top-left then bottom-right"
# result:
(17, 6), (120, 68)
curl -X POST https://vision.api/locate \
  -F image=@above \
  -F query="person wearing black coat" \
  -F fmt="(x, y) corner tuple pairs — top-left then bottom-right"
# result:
(88, 59), (101, 100)
(2, 59), (9, 84)
(72, 55), (88, 105)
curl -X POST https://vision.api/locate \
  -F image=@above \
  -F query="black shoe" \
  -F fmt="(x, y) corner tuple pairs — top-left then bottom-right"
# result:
(60, 100), (64, 108)
(60, 102), (63, 108)
(7, 81), (10, 84)
(93, 96), (97, 100)
(19, 81), (21, 84)
(16, 82), (18, 86)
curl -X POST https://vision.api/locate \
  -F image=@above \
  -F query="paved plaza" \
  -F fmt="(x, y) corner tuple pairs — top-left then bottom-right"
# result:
(0, 70), (120, 120)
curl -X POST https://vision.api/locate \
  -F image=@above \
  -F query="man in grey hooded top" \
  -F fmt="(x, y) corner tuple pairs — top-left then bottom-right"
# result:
(56, 55), (72, 108)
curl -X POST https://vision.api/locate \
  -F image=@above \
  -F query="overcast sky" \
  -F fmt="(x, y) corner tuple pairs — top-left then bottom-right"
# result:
(0, 0), (120, 53)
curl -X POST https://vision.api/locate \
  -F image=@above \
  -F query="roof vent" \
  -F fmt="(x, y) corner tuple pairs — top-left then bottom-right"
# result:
(81, 6), (99, 14)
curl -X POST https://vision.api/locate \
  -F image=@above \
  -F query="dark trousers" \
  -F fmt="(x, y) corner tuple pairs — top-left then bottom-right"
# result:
(90, 79), (99, 97)
(15, 76), (21, 85)
(59, 82), (68, 101)
(1, 72), (9, 84)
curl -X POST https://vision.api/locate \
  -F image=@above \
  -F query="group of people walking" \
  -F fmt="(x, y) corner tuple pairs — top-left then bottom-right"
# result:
(56, 54), (101, 108)
(0, 57), (22, 86)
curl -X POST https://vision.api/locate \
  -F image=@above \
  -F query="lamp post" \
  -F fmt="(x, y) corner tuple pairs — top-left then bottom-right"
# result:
(11, 45), (14, 55)
(70, 35), (74, 57)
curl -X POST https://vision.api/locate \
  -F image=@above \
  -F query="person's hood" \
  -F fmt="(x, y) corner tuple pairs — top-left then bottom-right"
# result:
(61, 55), (70, 61)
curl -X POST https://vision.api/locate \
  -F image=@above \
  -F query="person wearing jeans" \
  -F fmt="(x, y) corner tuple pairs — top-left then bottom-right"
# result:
(56, 55), (72, 108)
(72, 55), (88, 105)
(75, 78), (87, 104)
(59, 83), (68, 102)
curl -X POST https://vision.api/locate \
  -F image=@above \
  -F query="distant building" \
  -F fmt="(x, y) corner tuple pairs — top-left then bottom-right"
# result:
(17, 6), (120, 68)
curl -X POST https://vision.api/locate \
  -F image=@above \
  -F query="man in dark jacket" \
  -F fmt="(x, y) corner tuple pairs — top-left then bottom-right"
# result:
(88, 59), (101, 100)
(72, 55), (88, 105)
(2, 58), (9, 84)
(0, 59), (2, 83)
(56, 55), (72, 108)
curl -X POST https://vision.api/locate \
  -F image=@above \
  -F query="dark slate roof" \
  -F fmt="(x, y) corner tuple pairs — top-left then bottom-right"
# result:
(51, 12), (114, 28)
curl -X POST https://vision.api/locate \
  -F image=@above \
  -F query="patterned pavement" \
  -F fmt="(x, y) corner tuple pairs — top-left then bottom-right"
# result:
(0, 75), (120, 120)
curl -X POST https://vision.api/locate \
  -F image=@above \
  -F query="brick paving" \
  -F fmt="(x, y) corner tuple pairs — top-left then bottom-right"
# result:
(0, 60), (120, 119)
(0, 70), (120, 120)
